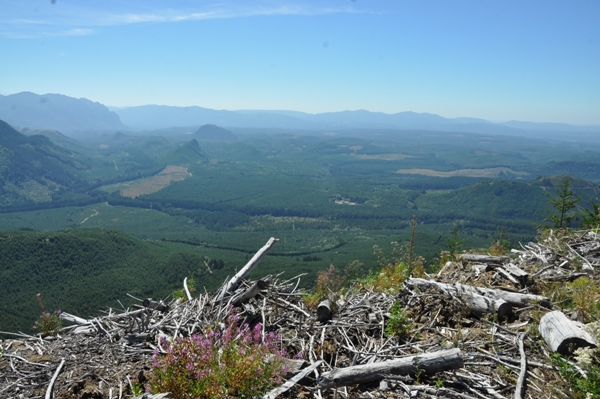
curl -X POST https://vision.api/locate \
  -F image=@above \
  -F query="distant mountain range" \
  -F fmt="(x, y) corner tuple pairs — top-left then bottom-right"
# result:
(0, 92), (127, 134)
(2, 92), (599, 142)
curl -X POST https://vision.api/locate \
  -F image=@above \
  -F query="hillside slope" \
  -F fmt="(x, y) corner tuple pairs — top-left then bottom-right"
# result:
(0, 120), (89, 206)
(0, 228), (229, 334)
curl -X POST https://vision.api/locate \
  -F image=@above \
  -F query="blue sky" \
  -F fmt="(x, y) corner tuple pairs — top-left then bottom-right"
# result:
(1, 0), (599, 124)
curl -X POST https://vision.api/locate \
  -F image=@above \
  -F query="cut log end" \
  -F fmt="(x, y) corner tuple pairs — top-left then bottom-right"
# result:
(317, 299), (332, 322)
(539, 310), (597, 356)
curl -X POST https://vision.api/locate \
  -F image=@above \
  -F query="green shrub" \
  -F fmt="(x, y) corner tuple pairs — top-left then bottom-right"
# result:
(32, 293), (62, 336)
(551, 352), (600, 399)
(385, 301), (412, 338)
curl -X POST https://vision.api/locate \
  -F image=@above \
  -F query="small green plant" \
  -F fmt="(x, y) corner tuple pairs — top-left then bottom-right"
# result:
(385, 301), (412, 338)
(173, 278), (196, 302)
(304, 264), (349, 308)
(413, 354), (423, 384)
(131, 379), (144, 396)
(434, 378), (445, 388)
(570, 277), (600, 323)
(581, 199), (600, 228)
(545, 176), (581, 229)
(551, 352), (600, 399)
(445, 226), (465, 260)
(148, 310), (289, 399)
(32, 293), (62, 336)
(489, 228), (511, 256)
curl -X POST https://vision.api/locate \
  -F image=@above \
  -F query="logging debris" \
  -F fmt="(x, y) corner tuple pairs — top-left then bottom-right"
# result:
(1, 230), (600, 398)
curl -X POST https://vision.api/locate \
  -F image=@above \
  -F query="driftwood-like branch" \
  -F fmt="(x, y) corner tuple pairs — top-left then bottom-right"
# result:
(539, 311), (597, 355)
(319, 348), (464, 388)
(217, 237), (279, 301)
(514, 332), (527, 399)
(45, 358), (65, 399)
(262, 360), (323, 399)
(183, 277), (192, 302)
(461, 254), (509, 265)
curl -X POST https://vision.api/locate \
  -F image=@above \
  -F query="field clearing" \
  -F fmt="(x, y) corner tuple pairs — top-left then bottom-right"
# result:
(396, 167), (529, 178)
(353, 153), (414, 161)
(117, 165), (191, 198)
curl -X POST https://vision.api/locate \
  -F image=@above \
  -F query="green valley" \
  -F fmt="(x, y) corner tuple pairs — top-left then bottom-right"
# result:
(2, 120), (600, 335)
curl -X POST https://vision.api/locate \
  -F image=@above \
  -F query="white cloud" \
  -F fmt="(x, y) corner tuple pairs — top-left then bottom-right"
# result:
(1, 2), (368, 39)
(62, 28), (94, 36)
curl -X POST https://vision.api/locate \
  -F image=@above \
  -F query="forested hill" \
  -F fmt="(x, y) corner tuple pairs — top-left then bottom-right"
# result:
(0, 228), (232, 336)
(0, 120), (88, 206)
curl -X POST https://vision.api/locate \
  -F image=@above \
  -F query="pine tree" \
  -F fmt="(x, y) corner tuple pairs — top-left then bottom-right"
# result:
(545, 177), (581, 228)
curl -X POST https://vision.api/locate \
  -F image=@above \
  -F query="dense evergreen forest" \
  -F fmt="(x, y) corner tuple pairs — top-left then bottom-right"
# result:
(2, 119), (600, 335)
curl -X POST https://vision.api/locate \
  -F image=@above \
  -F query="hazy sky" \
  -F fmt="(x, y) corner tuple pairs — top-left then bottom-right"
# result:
(1, 0), (599, 124)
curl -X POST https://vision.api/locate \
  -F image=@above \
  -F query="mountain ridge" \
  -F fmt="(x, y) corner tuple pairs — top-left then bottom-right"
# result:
(0, 92), (128, 134)
(2, 92), (600, 143)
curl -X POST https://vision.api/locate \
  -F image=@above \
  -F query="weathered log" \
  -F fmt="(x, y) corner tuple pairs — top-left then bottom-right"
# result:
(142, 298), (168, 312)
(503, 263), (529, 286)
(497, 267), (521, 286)
(217, 237), (279, 301)
(539, 310), (597, 355)
(404, 278), (512, 321)
(232, 280), (268, 306)
(71, 325), (96, 335)
(405, 278), (550, 308)
(59, 312), (89, 326)
(472, 264), (492, 276)
(317, 299), (332, 322)
(463, 293), (512, 322)
(319, 348), (463, 388)
(461, 254), (509, 265)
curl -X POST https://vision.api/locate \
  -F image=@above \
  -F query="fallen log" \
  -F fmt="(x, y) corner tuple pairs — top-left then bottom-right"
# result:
(502, 263), (529, 287)
(539, 310), (597, 355)
(405, 278), (512, 321)
(405, 278), (550, 308)
(217, 237), (279, 301)
(319, 348), (464, 388)
(461, 254), (509, 265)
(59, 312), (89, 326)
(142, 299), (168, 312)
(232, 280), (268, 306)
(463, 294), (512, 322)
